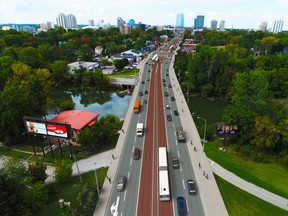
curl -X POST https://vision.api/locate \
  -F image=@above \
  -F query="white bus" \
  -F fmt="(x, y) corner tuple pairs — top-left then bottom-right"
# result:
(159, 147), (171, 201)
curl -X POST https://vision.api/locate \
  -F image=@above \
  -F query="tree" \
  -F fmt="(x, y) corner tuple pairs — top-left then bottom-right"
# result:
(113, 58), (129, 71)
(25, 182), (49, 212)
(28, 161), (47, 184)
(18, 46), (41, 68)
(251, 116), (280, 149)
(54, 159), (73, 183)
(48, 60), (70, 88)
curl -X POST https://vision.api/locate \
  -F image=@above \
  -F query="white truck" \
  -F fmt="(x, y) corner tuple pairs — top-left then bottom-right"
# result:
(136, 123), (144, 136)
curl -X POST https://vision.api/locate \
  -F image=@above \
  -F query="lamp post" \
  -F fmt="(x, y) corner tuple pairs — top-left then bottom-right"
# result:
(94, 163), (100, 199)
(197, 116), (207, 151)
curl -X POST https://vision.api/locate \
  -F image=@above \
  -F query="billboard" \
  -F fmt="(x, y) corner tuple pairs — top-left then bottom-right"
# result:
(216, 124), (238, 135)
(25, 120), (47, 135)
(46, 123), (68, 138)
(24, 116), (72, 139)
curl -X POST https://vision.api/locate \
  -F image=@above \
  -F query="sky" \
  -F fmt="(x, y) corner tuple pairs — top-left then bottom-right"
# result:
(1, 0), (288, 30)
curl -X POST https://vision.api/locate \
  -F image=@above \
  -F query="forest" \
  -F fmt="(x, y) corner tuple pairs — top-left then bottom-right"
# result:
(175, 29), (288, 163)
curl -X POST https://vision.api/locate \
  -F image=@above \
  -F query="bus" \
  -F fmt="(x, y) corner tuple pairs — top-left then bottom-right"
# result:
(133, 100), (141, 114)
(159, 147), (171, 201)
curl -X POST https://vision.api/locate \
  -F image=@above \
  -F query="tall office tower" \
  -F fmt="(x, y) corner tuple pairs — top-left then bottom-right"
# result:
(56, 13), (68, 28)
(88, 19), (95, 26)
(273, 20), (284, 33)
(117, 17), (125, 27)
(259, 21), (268, 32)
(176, 13), (184, 28)
(219, 20), (225, 31)
(211, 20), (218, 30)
(67, 14), (77, 29)
(194, 15), (204, 29)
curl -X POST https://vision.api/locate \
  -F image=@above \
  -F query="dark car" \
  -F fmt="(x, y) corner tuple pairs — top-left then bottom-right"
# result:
(143, 99), (147, 104)
(133, 148), (141, 160)
(116, 175), (127, 192)
(163, 83), (166, 87)
(177, 196), (187, 216)
(168, 84), (172, 88)
(138, 91), (143, 97)
(172, 157), (180, 169)
(141, 81), (145, 84)
(187, 179), (197, 195)
(163, 79), (166, 82)
(144, 90), (148, 94)
(166, 73), (169, 76)
(166, 114), (172, 121)
(171, 96), (175, 101)
(164, 92), (169, 97)
(174, 110), (179, 116)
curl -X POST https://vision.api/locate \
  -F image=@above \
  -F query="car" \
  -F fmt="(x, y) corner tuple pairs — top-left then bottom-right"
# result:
(143, 99), (147, 104)
(144, 90), (148, 94)
(166, 114), (172, 121)
(166, 105), (170, 110)
(141, 81), (145, 84)
(166, 73), (169, 76)
(163, 83), (166, 87)
(187, 179), (197, 195)
(148, 70), (150, 73)
(147, 78), (150, 81)
(139, 92), (143, 97)
(172, 157), (180, 169)
(163, 79), (166, 82)
(133, 148), (141, 160)
(164, 92), (169, 97)
(168, 84), (172, 88)
(116, 175), (127, 192)
(171, 96), (175, 101)
(174, 110), (179, 116)
(177, 196), (187, 216)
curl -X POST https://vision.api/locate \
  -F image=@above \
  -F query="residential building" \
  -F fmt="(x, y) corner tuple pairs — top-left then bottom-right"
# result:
(211, 20), (218, 30)
(273, 20), (284, 33)
(259, 21), (268, 32)
(40, 22), (54, 31)
(219, 20), (225, 31)
(68, 61), (100, 73)
(67, 14), (77, 29)
(56, 13), (68, 28)
(119, 25), (132, 34)
(194, 15), (205, 29)
(176, 13), (184, 28)
(88, 19), (95, 26)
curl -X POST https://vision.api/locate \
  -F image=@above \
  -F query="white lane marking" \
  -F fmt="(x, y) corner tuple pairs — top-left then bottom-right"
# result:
(128, 172), (130, 180)
(180, 166), (183, 172)
(124, 190), (127, 202)
(177, 150), (180, 158)
(110, 196), (120, 215)
(182, 179), (185, 189)
(130, 158), (133, 166)
(121, 213), (123, 216)
(186, 198), (190, 213)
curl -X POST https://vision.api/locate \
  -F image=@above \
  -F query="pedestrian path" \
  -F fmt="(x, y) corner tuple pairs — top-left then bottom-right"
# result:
(209, 159), (288, 211)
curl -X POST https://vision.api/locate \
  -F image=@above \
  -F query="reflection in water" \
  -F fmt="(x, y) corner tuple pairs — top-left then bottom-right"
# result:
(47, 90), (131, 120)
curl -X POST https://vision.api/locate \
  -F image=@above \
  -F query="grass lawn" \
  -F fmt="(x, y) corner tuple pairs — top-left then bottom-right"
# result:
(35, 167), (108, 216)
(215, 175), (288, 216)
(108, 68), (139, 78)
(206, 141), (288, 199)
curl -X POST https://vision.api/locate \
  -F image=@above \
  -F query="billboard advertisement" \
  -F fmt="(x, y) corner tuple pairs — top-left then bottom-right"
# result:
(25, 120), (47, 135)
(216, 124), (238, 135)
(46, 123), (68, 138)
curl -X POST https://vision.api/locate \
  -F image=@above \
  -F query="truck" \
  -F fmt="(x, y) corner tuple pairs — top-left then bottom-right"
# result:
(176, 127), (186, 142)
(136, 123), (144, 136)
(134, 100), (141, 114)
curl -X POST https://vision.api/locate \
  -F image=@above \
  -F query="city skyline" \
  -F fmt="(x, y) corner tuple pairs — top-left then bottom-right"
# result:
(0, 0), (288, 30)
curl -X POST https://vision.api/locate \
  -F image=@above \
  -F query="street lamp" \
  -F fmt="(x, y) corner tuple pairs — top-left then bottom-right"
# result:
(197, 116), (207, 151)
(94, 163), (100, 199)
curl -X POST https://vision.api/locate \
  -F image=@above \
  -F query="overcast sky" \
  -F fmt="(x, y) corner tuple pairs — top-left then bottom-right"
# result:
(1, 0), (288, 30)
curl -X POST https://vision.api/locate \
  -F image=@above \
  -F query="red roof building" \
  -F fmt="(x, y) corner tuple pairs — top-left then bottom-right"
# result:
(50, 110), (99, 131)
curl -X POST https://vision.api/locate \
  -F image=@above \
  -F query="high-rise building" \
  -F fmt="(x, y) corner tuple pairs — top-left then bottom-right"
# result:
(176, 13), (184, 28)
(56, 13), (68, 28)
(67, 14), (77, 29)
(259, 22), (268, 32)
(117, 17), (125, 27)
(88, 19), (95, 26)
(219, 20), (225, 31)
(194, 15), (204, 29)
(211, 20), (218, 30)
(272, 20), (284, 33)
